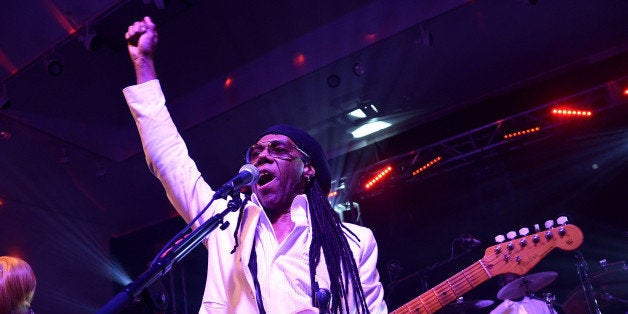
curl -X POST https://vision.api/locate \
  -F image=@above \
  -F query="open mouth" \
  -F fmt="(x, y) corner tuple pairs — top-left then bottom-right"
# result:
(257, 171), (275, 187)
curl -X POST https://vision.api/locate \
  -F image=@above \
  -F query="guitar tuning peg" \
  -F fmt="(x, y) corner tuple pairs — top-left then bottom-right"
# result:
(544, 220), (554, 229)
(557, 216), (569, 225)
(534, 224), (540, 232)
(495, 234), (505, 243)
(519, 227), (530, 236)
(506, 231), (517, 240)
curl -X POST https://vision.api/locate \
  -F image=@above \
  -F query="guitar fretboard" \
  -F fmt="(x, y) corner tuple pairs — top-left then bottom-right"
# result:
(390, 260), (491, 314)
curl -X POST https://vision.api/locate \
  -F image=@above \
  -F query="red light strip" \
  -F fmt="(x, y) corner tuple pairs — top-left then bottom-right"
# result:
(412, 156), (442, 176)
(504, 126), (541, 139)
(364, 166), (392, 189)
(551, 108), (592, 117)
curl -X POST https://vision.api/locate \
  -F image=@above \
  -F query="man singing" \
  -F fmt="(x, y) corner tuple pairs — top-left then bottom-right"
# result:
(122, 16), (387, 313)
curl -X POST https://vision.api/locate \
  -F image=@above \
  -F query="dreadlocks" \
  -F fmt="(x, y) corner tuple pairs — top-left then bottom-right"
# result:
(307, 182), (369, 314)
(251, 123), (374, 313)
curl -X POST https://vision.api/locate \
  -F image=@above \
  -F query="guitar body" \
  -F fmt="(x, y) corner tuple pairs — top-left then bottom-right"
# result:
(391, 224), (583, 313)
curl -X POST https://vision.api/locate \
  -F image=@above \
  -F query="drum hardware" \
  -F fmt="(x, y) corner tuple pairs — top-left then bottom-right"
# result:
(497, 271), (558, 300)
(573, 251), (602, 314)
(564, 259), (628, 314)
(440, 297), (494, 313)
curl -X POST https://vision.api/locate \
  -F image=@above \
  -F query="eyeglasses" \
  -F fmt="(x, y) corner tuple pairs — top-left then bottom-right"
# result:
(245, 140), (310, 164)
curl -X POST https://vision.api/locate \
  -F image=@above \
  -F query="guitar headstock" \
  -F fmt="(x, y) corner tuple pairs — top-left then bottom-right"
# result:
(481, 217), (583, 277)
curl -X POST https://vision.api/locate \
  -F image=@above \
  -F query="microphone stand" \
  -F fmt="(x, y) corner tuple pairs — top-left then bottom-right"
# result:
(97, 192), (247, 314)
(574, 251), (602, 314)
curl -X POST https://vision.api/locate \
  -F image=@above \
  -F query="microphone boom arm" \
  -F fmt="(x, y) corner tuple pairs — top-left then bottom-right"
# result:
(97, 194), (247, 313)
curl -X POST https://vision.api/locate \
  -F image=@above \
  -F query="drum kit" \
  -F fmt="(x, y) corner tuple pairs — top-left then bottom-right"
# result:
(439, 260), (627, 313)
(440, 271), (558, 313)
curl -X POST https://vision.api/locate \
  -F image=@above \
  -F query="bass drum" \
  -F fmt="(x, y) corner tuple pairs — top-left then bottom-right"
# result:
(563, 261), (628, 314)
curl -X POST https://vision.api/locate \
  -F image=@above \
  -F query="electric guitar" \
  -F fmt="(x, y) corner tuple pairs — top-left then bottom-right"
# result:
(391, 223), (584, 313)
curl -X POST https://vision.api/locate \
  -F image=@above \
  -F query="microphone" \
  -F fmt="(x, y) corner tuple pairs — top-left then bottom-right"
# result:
(315, 288), (331, 314)
(457, 234), (481, 249)
(213, 164), (260, 199)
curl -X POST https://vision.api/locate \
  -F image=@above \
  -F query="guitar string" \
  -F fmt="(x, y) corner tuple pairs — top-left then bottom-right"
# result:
(391, 228), (572, 314)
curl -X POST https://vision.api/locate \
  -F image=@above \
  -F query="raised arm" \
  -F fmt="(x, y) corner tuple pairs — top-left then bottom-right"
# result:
(125, 16), (158, 84)
(122, 17), (219, 227)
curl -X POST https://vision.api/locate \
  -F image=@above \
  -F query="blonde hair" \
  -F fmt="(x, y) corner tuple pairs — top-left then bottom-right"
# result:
(0, 256), (37, 314)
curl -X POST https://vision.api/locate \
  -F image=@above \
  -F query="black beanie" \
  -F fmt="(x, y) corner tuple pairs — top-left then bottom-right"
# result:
(256, 124), (332, 195)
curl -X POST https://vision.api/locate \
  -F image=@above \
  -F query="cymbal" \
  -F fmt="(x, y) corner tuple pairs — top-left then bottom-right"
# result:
(440, 299), (494, 313)
(497, 271), (558, 300)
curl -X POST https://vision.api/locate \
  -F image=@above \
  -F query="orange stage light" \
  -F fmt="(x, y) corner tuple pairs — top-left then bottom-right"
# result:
(364, 166), (392, 189)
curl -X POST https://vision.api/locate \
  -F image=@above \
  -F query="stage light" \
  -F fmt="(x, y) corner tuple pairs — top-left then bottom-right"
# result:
(348, 108), (366, 119)
(503, 126), (541, 139)
(364, 165), (392, 190)
(412, 156), (442, 176)
(78, 25), (101, 52)
(551, 108), (592, 117)
(623, 87), (628, 97)
(363, 33), (377, 43)
(224, 76), (233, 89)
(293, 53), (306, 67)
(353, 62), (365, 76)
(327, 74), (340, 88)
(44, 53), (63, 76)
(347, 102), (380, 121)
(351, 120), (391, 138)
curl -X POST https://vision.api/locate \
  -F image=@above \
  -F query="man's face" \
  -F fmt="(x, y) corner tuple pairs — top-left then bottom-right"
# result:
(249, 134), (313, 213)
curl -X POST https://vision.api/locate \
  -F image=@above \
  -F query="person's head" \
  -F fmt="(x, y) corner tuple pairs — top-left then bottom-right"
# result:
(0, 256), (37, 314)
(246, 124), (332, 216)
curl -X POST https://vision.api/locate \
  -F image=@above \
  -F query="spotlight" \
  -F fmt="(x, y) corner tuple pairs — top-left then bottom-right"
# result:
(78, 26), (101, 52)
(44, 53), (63, 76)
(353, 62), (365, 76)
(351, 121), (391, 138)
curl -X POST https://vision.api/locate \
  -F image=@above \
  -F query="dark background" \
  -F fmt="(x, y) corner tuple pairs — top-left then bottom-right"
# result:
(1, 0), (627, 313)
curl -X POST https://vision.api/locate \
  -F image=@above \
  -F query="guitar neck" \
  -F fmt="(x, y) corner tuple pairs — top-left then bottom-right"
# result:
(390, 260), (492, 314)
(390, 223), (584, 313)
